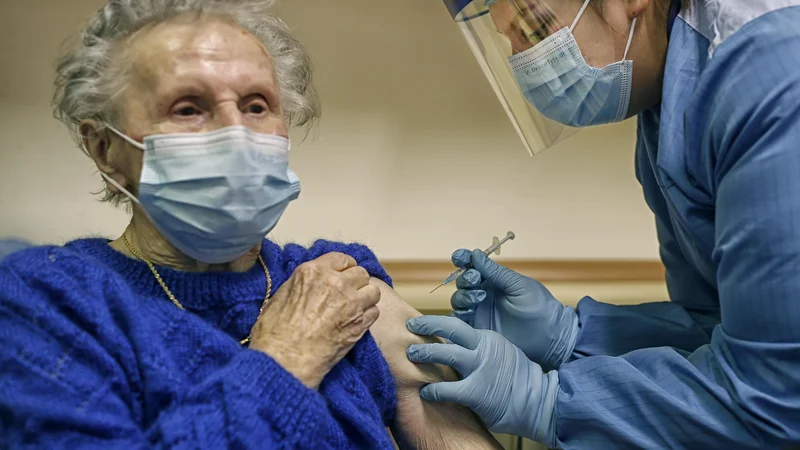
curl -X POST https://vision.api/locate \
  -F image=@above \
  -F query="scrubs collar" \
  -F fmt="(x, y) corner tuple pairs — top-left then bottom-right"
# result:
(667, 0), (682, 39)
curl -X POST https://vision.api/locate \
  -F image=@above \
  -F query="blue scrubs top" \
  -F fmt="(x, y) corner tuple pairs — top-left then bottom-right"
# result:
(554, 1), (800, 448)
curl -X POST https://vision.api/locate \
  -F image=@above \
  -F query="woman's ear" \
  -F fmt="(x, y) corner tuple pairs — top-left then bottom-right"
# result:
(79, 120), (129, 195)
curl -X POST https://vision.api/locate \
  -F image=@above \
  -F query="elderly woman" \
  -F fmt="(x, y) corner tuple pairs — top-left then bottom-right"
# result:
(0, 1), (503, 448)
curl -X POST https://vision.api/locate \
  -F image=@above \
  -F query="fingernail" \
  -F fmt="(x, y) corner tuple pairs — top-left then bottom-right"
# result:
(407, 345), (420, 358)
(453, 249), (468, 260)
(406, 318), (418, 332)
(476, 291), (487, 301)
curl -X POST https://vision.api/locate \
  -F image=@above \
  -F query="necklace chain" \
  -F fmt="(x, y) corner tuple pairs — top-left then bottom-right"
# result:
(120, 234), (271, 346)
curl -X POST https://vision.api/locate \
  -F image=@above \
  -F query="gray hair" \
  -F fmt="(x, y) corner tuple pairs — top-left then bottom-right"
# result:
(52, 0), (320, 204)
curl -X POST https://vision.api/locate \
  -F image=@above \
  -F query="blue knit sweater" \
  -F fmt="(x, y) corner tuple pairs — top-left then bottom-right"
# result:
(0, 238), (398, 449)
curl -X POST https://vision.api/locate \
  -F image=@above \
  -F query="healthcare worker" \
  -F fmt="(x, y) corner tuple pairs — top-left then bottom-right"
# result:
(406, 0), (800, 448)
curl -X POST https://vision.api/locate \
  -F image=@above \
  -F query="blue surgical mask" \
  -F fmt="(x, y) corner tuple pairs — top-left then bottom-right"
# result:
(508, 0), (637, 127)
(101, 125), (300, 264)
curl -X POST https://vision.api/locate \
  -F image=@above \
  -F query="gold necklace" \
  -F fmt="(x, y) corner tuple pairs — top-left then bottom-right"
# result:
(121, 234), (271, 346)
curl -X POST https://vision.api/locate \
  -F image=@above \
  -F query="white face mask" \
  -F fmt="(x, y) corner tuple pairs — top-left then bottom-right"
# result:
(102, 125), (301, 264)
(508, 0), (637, 127)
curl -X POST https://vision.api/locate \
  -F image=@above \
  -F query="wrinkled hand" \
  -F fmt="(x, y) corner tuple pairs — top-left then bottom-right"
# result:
(406, 315), (558, 445)
(450, 249), (579, 371)
(250, 252), (380, 389)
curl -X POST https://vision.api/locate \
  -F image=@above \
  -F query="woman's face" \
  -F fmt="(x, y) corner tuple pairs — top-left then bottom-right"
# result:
(84, 16), (288, 195)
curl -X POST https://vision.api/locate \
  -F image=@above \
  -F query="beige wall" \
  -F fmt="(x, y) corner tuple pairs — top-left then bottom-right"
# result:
(0, 0), (660, 262)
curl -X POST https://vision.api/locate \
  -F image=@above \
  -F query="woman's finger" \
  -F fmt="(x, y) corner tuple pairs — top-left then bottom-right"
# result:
(361, 305), (380, 329)
(315, 252), (358, 272)
(354, 283), (381, 309)
(342, 265), (370, 288)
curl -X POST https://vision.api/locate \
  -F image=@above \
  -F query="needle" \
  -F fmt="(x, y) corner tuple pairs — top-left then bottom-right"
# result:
(429, 231), (516, 294)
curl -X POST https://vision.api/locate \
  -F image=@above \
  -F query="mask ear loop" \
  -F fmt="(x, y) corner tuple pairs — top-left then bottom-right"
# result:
(570, 0), (637, 61)
(89, 123), (144, 205)
(99, 172), (141, 205)
(104, 124), (147, 150)
(623, 18), (637, 60)
(570, 0), (592, 32)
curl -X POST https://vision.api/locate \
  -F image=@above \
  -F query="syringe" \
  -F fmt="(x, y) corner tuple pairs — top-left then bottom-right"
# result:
(429, 231), (516, 294)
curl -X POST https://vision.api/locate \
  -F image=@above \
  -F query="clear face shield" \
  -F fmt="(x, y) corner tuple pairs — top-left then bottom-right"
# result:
(443, 0), (592, 155)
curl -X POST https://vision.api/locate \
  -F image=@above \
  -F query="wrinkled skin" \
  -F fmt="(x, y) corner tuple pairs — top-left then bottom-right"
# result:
(251, 252), (380, 389)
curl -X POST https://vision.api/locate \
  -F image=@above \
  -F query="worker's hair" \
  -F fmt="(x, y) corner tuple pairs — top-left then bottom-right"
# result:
(52, 0), (320, 205)
(653, 0), (691, 18)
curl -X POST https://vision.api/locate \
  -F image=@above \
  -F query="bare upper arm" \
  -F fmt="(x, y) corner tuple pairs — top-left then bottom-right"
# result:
(368, 279), (455, 395)
(368, 278), (503, 450)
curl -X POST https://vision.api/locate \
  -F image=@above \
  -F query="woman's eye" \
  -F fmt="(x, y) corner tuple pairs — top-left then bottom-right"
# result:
(245, 103), (267, 114)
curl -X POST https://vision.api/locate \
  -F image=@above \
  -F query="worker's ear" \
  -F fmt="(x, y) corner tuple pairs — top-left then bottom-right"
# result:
(624, 0), (650, 20)
(78, 120), (131, 196)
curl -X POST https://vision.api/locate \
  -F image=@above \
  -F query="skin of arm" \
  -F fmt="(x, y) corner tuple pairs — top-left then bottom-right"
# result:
(368, 278), (504, 450)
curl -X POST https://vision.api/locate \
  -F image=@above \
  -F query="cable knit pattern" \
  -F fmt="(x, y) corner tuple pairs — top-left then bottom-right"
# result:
(0, 238), (397, 449)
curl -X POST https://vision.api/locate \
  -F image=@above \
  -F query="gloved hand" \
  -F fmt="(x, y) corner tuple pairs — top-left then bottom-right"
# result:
(406, 315), (558, 446)
(450, 248), (579, 371)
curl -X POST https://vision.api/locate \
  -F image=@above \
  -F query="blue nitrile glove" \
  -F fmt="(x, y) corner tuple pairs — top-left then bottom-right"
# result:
(450, 248), (579, 371)
(406, 315), (558, 446)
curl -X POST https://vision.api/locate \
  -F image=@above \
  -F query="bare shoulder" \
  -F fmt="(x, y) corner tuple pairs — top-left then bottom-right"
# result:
(368, 278), (453, 390)
(368, 278), (504, 450)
